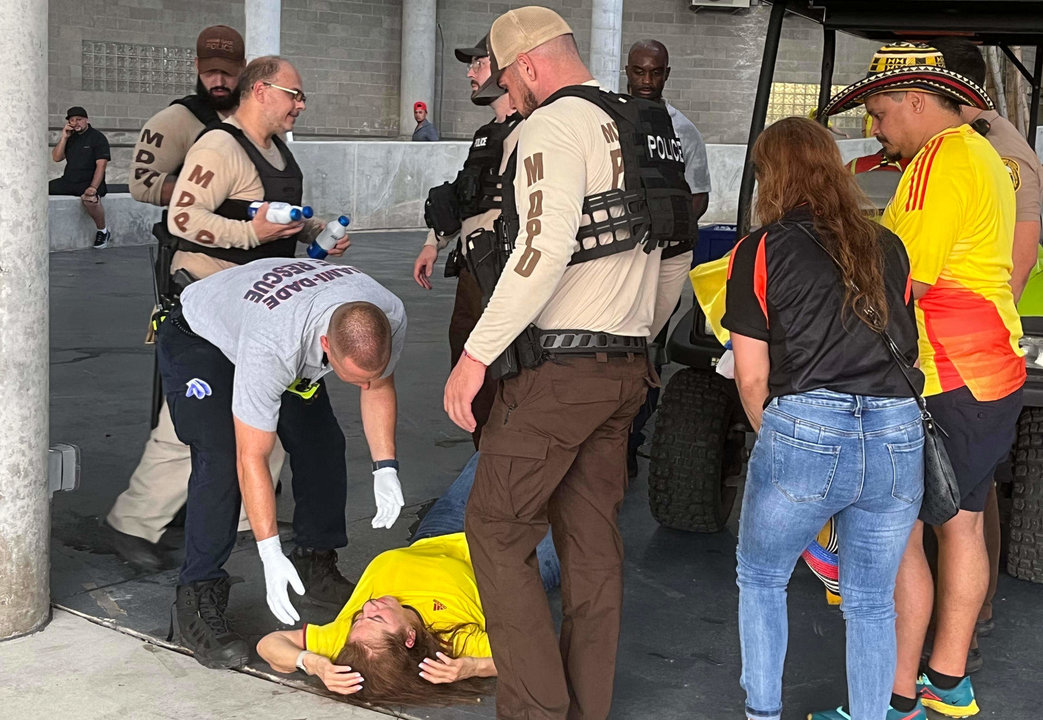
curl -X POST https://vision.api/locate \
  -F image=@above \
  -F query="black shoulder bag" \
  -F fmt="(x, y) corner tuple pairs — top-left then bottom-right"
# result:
(786, 221), (960, 525)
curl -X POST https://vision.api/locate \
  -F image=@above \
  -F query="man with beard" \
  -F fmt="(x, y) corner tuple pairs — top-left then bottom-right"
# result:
(623, 39), (710, 477)
(162, 55), (358, 669)
(49, 106), (111, 247)
(106, 26), (252, 572)
(412, 33), (521, 447)
(444, 7), (692, 717)
(105, 26), (261, 572)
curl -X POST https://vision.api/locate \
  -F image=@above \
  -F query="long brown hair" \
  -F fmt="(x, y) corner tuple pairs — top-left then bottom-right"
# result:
(752, 116), (890, 330)
(333, 609), (492, 706)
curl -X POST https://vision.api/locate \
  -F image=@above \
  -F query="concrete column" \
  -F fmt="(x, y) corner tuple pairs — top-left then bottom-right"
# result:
(399, 0), (437, 137)
(590, 0), (623, 92)
(0, 0), (50, 641)
(245, 0), (281, 61)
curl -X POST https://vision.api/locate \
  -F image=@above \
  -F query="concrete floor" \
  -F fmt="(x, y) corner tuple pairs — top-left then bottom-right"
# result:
(34, 236), (1043, 719)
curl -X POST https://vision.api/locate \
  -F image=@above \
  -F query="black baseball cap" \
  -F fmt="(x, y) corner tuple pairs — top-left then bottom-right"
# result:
(66, 106), (88, 119)
(455, 35), (490, 63)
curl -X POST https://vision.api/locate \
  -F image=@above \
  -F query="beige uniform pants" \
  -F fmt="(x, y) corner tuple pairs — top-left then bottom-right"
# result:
(107, 398), (285, 543)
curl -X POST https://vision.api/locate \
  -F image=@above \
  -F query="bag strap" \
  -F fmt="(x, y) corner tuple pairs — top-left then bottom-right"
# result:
(782, 221), (939, 431)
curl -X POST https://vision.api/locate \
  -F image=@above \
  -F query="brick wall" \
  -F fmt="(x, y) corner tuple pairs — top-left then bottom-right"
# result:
(50, 0), (1028, 151)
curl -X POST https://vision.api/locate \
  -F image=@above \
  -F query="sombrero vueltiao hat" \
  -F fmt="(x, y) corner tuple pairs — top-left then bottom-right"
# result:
(822, 42), (993, 117)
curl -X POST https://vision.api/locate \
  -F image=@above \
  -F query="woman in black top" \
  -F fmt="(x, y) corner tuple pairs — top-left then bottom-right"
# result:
(723, 117), (925, 720)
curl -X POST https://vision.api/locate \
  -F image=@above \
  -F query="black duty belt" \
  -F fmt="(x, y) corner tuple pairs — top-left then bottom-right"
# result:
(539, 329), (647, 356)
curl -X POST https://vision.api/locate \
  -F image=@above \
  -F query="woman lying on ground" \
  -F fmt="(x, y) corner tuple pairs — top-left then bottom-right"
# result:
(257, 451), (560, 704)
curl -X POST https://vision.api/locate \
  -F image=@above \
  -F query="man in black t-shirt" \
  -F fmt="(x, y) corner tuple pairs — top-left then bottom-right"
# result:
(50, 106), (112, 248)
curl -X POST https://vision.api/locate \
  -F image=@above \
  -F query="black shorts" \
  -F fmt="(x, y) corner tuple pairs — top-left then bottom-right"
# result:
(926, 385), (1023, 512)
(48, 177), (107, 197)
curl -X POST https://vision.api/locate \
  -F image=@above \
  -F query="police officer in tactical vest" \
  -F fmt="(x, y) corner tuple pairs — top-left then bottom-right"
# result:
(162, 55), (352, 669)
(106, 26), (259, 573)
(412, 33), (521, 448)
(443, 7), (694, 718)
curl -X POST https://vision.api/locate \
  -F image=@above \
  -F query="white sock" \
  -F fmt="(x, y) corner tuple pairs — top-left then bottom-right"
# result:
(98, 227), (108, 234)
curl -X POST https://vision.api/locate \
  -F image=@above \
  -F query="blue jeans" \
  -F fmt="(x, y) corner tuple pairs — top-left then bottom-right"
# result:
(414, 452), (562, 591)
(737, 390), (924, 720)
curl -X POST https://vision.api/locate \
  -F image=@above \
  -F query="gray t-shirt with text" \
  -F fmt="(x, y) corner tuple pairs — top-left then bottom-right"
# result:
(180, 258), (407, 432)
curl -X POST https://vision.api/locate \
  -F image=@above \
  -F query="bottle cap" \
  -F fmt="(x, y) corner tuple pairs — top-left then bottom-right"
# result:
(301, 206), (314, 219)
(289, 208), (302, 221)
(338, 216), (349, 226)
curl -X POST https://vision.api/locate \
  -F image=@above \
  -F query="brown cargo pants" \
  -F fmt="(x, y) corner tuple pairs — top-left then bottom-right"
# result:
(465, 353), (652, 720)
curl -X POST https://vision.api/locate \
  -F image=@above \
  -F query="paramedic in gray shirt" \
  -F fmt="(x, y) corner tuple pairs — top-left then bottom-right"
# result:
(156, 257), (407, 670)
(625, 39), (711, 221)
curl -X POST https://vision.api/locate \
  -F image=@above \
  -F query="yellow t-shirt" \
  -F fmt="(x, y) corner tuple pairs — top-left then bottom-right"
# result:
(304, 533), (491, 661)
(883, 125), (1024, 401)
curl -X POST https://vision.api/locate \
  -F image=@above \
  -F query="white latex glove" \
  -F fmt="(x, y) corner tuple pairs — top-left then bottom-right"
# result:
(256, 535), (305, 625)
(372, 467), (405, 529)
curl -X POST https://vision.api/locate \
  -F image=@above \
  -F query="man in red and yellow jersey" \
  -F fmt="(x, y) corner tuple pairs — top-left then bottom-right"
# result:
(821, 61), (1023, 719)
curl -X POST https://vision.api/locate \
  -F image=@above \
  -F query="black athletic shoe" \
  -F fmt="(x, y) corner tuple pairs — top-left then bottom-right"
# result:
(289, 547), (355, 609)
(170, 578), (250, 669)
(93, 229), (110, 248)
(106, 521), (169, 573)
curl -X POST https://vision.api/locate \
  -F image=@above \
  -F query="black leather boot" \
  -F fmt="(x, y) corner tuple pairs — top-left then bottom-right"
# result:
(289, 547), (355, 609)
(170, 578), (250, 669)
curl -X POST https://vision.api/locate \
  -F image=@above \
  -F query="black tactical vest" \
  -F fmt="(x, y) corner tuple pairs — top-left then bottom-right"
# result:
(170, 94), (222, 130)
(456, 113), (523, 218)
(500, 85), (695, 264)
(176, 123), (302, 264)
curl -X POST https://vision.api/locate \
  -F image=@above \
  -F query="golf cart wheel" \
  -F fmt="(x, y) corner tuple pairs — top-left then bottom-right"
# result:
(1009, 407), (1043, 583)
(648, 368), (742, 533)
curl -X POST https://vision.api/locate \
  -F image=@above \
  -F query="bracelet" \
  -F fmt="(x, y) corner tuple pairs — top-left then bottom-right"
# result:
(296, 649), (312, 673)
(372, 459), (399, 472)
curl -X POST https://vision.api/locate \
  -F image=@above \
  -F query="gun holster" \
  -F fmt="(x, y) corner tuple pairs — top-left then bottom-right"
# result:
(444, 240), (464, 278)
(489, 325), (545, 381)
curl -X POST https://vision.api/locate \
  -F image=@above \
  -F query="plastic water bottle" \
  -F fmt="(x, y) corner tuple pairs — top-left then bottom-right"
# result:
(308, 216), (351, 259)
(247, 201), (314, 223)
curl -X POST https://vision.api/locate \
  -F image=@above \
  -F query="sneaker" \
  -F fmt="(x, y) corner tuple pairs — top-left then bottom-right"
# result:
(965, 647), (983, 674)
(289, 546), (355, 609)
(974, 617), (995, 638)
(170, 577), (250, 669)
(807, 701), (927, 720)
(93, 229), (111, 248)
(918, 674), (980, 718)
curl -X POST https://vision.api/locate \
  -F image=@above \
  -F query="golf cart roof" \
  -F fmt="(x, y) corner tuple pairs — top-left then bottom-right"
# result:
(773, 1), (1043, 45)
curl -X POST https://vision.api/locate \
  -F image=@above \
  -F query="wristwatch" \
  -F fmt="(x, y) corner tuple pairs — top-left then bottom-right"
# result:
(371, 459), (399, 472)
(295, 649), (312, 673)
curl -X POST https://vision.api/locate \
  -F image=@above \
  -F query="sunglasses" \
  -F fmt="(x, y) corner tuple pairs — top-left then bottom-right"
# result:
(263, 81), (307, 103)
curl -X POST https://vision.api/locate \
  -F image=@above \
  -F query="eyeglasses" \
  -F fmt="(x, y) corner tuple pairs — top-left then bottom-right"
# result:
(263, 82), (307, 103)
(468, 57), (488, 72)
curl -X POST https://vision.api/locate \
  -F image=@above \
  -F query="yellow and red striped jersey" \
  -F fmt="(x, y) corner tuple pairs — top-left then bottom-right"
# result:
(883, 125), (1024, 400)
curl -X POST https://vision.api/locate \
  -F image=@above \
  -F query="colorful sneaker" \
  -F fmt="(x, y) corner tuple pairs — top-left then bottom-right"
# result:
(918, 674), (980, 717)
(807, 701), (927, 720)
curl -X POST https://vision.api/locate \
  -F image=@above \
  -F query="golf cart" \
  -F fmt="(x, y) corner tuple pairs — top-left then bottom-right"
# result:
(648, 0), (1043, 584)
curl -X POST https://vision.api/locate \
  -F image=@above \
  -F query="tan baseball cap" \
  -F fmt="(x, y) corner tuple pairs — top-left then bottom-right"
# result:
(489, 6), (573, 70)
(196, 25), (246, 75)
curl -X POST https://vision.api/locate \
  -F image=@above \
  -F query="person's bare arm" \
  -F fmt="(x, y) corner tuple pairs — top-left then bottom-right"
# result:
(82, 159), (108, 200)
(692, 192), (709, 224)
(732, 333), (770, 432)
(257, 630), (363, 694)
(360, 374), (397, 462)
(52, 124), (72, 163)
(234, 418), (279, 541)
(1010, 220), (1041, 303)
